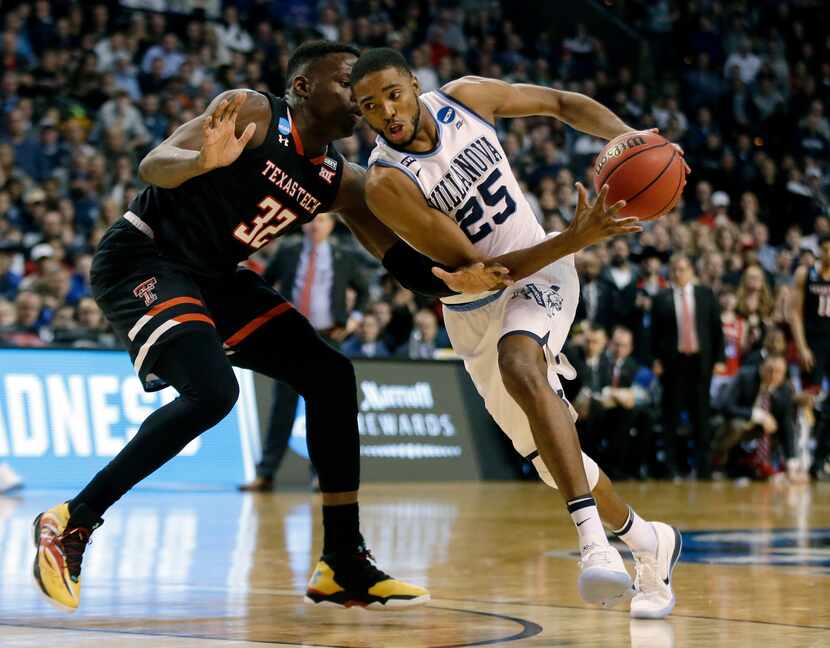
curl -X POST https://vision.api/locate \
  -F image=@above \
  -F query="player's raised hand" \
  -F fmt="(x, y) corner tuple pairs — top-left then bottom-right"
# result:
(564, 182), (642, 251)
(432, 261), (514, 294)
(198, 93), (257, 171)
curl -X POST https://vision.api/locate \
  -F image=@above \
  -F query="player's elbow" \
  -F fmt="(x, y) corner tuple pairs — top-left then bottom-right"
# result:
(137, 155), (164, 186)
(137, 156), (151, 184)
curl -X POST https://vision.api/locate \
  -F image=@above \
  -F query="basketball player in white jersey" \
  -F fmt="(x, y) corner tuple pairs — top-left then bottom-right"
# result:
(350, 48), (683, 618)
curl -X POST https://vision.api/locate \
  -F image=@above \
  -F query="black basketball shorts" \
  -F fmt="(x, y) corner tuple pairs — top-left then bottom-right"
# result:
(91, 219), (292, 391)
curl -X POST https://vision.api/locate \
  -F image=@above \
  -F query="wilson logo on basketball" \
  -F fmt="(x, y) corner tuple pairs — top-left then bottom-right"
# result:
(593, 135), (646, 176)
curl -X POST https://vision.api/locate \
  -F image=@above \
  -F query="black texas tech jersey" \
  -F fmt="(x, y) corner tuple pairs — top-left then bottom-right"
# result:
(127, 92), (345, 277)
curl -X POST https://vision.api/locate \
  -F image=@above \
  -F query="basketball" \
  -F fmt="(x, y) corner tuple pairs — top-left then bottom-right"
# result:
(593, 130), (686, 221)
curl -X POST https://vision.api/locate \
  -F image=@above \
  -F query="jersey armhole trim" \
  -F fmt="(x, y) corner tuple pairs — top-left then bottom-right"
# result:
(435, 89), (498, 133)
(370, 159), (428, 201)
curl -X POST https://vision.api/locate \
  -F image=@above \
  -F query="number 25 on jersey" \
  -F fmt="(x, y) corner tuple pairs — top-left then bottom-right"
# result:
(233, 196), (298, 250)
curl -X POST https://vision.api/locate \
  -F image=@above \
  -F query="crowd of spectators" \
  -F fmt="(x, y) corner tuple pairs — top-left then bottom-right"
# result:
(1, 1), (829, 480)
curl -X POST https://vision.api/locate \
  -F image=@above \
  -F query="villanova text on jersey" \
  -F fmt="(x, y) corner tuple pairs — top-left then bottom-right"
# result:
(423, 135), (503, 213)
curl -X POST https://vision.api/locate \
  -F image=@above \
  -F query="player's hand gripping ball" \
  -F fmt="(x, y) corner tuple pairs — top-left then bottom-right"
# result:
(593, 130), (689, 221)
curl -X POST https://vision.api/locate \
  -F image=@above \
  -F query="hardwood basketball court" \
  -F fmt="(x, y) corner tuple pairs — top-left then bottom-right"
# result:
(1, 481), (828, 647)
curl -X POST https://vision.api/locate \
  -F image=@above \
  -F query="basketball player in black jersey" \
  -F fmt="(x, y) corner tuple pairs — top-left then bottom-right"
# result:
(792, 235), (830, 480)
(32, 41), (629, 613)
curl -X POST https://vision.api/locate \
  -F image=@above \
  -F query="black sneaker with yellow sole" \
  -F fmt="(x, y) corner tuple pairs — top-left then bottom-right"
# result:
(305, 546), (430, 610)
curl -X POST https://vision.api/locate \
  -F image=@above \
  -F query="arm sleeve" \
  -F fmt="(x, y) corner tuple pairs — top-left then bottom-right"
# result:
(381, 240), (459, 299)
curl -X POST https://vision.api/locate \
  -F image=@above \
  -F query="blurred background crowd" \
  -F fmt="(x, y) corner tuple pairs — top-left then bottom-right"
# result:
(0, 0), (829, 486)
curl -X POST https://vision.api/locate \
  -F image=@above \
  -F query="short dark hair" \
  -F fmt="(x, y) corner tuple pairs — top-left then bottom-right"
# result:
(819, 233), (830, 248)
(350, 47), (411, 86)
(286, 40), (359, 84)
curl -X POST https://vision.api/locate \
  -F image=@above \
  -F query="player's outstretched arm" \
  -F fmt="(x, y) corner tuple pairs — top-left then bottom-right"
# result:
(442, 77), (690, 170)
(434, 182), (640, 284)
(138, 90), (268, 189)
(441, 76), (633, 141)
(367, 165), (639, 284)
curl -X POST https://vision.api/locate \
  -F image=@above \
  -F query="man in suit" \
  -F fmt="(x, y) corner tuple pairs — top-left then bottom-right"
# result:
(574, 326), (614, 461)
(263, 212), (369, 337)
(652, 254), (725, 478)
(714, 354), (795, 477)
(576, 249), (614, 331)
(601, 239), (639, 333)
(241, 212), (370, 491)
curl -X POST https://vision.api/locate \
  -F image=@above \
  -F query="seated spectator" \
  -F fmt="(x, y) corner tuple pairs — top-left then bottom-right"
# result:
(73, 296), (115, 347)
(714, 354), (795, 479)
(341, 314), (390, 359)
(403, 309), (449, 359)
(0, 241), (21, 300)
(2, 290), (46, 347)
(0, 298), (15, 329)
(742, 325), (788, 368)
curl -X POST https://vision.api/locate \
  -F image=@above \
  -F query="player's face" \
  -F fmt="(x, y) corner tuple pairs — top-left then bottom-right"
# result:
(309, 53), (362, 139)
(354, 67), (421, 146)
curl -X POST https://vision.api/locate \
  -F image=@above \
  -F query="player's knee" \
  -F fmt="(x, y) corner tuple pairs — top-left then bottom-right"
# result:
(323, 347), (357, 388)
(302, 345), (356, 395)
(498, 346), (547, 401)
(191, 366), (239, 423)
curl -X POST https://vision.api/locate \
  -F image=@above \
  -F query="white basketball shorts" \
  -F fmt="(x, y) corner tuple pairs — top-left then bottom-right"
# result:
(442, 252), (600, 490)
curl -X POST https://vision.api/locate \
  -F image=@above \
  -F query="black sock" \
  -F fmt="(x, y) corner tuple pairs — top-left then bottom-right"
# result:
(66, 502), (104, 531)
(322, 503), (362, 555)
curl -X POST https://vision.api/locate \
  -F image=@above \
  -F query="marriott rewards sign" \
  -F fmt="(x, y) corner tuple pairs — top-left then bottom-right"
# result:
(272, 359), (509, 482)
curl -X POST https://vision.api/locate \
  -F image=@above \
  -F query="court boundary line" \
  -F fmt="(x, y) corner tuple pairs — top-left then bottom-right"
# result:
(435, 596), (830, 632)
(158, 584), (830, 633)
(0, 604), (544, 648)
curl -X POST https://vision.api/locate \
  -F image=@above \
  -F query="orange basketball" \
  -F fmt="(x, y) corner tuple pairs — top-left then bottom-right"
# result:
(592, 131), (687, 221)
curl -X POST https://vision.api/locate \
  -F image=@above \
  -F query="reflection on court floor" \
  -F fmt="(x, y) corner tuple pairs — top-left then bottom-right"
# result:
(0, 482), (828, 647)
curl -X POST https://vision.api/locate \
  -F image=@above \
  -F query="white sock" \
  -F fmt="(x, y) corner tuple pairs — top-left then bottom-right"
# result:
(567, 495), (608, 551)
(613, 507), (657, 554)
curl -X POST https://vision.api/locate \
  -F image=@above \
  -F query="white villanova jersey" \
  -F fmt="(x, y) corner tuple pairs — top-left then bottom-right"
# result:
(368, 90), (547, 303)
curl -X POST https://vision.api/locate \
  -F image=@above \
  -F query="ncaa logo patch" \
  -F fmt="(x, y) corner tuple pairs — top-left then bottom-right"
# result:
(323, 156), (338, 171)
(278, 117), (290, 135)
(437, 106), (456, 124)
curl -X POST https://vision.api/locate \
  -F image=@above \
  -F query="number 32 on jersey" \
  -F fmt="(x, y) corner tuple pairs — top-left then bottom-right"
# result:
(233, 196), (298, 250)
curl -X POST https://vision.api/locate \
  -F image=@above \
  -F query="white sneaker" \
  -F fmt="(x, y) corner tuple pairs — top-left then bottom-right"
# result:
(630, 522), (682, 619)
(0, 463), (23, 494)
(578, 542), (633, 606)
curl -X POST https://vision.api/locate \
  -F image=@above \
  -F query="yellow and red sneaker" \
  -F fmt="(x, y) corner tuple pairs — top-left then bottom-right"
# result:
(305, 547), (430, 611)
(32, 502), (102, 612)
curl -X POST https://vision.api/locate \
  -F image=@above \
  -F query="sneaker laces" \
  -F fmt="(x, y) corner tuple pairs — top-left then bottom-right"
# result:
(633, 551), (659, 594)
(57, 527), (92, 580)
(328, 546), (391, 590)
(578, 542), (612, 569)
(354, 547), (391, 586)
